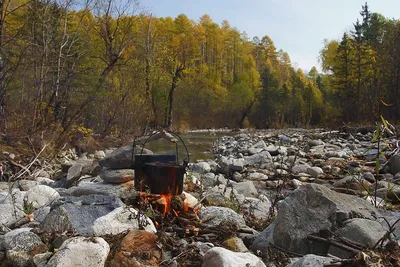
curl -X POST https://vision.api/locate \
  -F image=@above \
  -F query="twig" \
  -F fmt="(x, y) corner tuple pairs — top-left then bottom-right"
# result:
(307, 235), (361, 254)
(9, 144), (48, 181)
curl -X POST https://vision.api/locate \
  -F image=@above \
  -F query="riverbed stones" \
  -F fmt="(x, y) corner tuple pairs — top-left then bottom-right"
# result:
(232, 181), (258, 197)
(191, 162), (211, 174)
(202, 247), (266, 267)
(199, 206), (246, 229)
(99, 169), (134, 184)
(270, 183), (380, 256)
(46, 237), (109, 267)
(25, 185), (60, 209)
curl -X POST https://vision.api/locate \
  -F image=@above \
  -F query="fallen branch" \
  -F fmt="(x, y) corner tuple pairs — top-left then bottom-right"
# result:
(307, 235), (361, 255)
(9, 144), (48, 181)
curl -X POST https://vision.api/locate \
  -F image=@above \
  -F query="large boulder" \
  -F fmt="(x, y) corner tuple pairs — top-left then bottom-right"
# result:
(99, 169), (134, 184)
(202, 247), (266, 267)
(0, 189), (25, 226)
(256, 183), (380, 257)
(66, 181), (137, 200)
(46, 237), (109, 267)
(99, 145), (152, 169)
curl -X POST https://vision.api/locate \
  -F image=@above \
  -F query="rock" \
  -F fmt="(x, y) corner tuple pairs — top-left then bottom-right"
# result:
(99, 169), (134, 184)
(291, 164), (310, 174)
(287, 254), (335, 267)
(332, 176), (372, 191)
(328, 218), (386, 258)
(66, 163), (83, 187)
(389, 154), (400, 175)
(99, 145), (152, 169)
(271, 183), (379, 256)
(25, 185), (60, 209)
(192, 241), (215, 255)
(46, 237), (109, 267)
(33, 206), (51, 223)
(291, 179), (304, 189)
(35, 177), (55, 186)
(202, 247), (265, 267)
(244, 151), (272, 166)
(362, 172), (376, 183)
(232, 181), (258, 197)
(231, 158), (245, 172)
(308, 139), (324, 147)
(41, 195), (125, 236)
(191, 162), (211, 174)
(0, 189), (25, 226)
(223, 236), (249, 252)
(240, 197), (272, 221)
(35, 170), (51, 179)
(232, 172), (244, 182)
(307, 167), (324, 177)
(199, 206), (246, 229)
(33, 252), (53, 266)
(376, 181), (400, 203)
(266, 145), (279, 156)
(92, 207), (156, 235)
(202, 173), (217, 188)
(2, 228), (33, 251)
(109, 230), (161, 266)
(247, 173), (268, 181)
(182, 191), (199, 209)
(94, 150), (106, 159)
(5, 230), (47, 267)
(251, 221), (275, 254)
(17, 180), (39, 191)
(66, 181), (137, 200)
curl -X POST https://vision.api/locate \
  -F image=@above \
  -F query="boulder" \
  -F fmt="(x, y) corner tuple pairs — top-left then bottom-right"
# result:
(17, 180), (39, 191)
(287, 254), (335, 267)
(25, 185), (60, 209)
(109, 230), (161, 266)
(46, 237), (109, 267)
(66, 163), (83, 187)
(99, 145), (152, 169)
(202, 247), (265, 267)
(92, 207), (156, 235)
(0, 189), (25, 226)
(291, 164), (311, 174)
(271, 183), (380, 256)
(240, 197), (272, 221)
(99, 169), (134, 184)
(232, 181), (258, 197)
(332, 176), (371, 191)
(244, 151), (272, 166)
(66, 181), (137, 200)
(191, 162), (211, 174)
(41, 195), (124, 235)
(199, 206), (246, 229)
(389, 154), (400, 175)
(5, 230), (47, 267)
(307, 167), (324, 177)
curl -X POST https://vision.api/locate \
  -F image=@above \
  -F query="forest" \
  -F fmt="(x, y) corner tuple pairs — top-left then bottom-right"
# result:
(0, 0), (399, 143)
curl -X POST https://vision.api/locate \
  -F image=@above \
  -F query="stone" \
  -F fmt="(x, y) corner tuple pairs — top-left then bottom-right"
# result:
(66, 163), (83, 187)
(92, 207), (156, 235)
(244, 151), (272, 166)
(332, 176), (372, 191)
(247, 173), (268, 181)
(266, 145), (279, 156)
(41, 195), (125, 236)
(328, 218), (386, 258)
(291, 164), (310, 174)
(202, 173), (217, 188)
(202, 247), (265, 267)
(362, 172), (376, 183)
(191, 162), (211, 174)
(66, 181), (137, 201)
(271, 183), (379, 256)
(5, 231), (47, 267)
(308, 139), (324, 147)
(99, 145), (152, 169)
(109, 230), (161, 266)
(25, 185), (60, 209)
(0, 189), (25, 226)
(94, 150), (106, 159)
(389, 154), (400, 175)
(199, 206), (246, 229)
(291, 179), (304, 189)
(240, 197), (272, 221)
(251, 221), (275, 254)
(232, 172), (244, 182)
(35, 177), (55, 186)
(99, 169), (134, 184)
(287, 254), (335, 267)
(223, 236), (249, 252)
(46, 237), (109, 267)
(2, 228), (33, 251)
(307, 167), (324, 177)
(232, 181), (258, 197)
(17, 180), (39, 191)
(231, 158), (245, 172)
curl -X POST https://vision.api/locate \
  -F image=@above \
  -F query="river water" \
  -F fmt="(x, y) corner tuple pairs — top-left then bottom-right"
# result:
(142, 131), (233, 163)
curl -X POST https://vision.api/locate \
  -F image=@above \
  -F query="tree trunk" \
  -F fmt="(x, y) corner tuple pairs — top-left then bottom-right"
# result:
(166, 64), (185, 128)
(0, 0), (7, 139)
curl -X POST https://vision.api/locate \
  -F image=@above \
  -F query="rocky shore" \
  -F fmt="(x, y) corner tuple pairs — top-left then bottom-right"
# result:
(0, 128), (400, 266)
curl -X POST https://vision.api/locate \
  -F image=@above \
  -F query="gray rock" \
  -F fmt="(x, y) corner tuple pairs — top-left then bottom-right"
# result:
(389, 154), (400, 175)
(202, 173), (217, 188)
(6, 231), (47, 267)
(94, 150), (106, 159)
(25, 185), (60, 209)
(99, 169), (134, 184)
(0, 189), (25, 226)
(266, 145), (279, 156)
(92, 207), (156, 235)
(46, 237), (109, 267)
(247, 172), (268, 181)
(362, 172), (376, 183)
(232, 181), (258, 197)
(272, 183), (379, 256)
(199, 206), (246, 229)
(17, 180), (39, 191)
(244, 151), (272, 166)
(202, 247), (265, 267)
(99, 145), (152, 169)
(35, 177), (55, 186)
(2, 228), (33, 251)
(332, 176), (371, 191)
(66, 181), (137, 200)
(291, 164), (310, 174)
(33, 206), (51, 223)
(308, 139), (324, 147)
(287, 254), (335, 267)
(240, 197), (272, 221)
(66, 163), (83, 187)
(328, 218), (386, 258)
(231, 158), (245, 172)
(251, 221), (275, 253)
(41, 195), (124, 236)
(222, 236), (249, 252)
(307, 167), (324, 177)
(232, 172), (244, 182)
(191, 162), (211, 174)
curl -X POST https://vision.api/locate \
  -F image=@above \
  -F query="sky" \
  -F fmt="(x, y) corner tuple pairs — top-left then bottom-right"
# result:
(142, 0), (400, 72)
